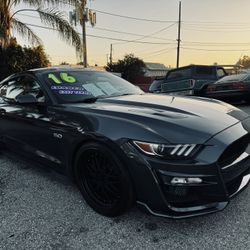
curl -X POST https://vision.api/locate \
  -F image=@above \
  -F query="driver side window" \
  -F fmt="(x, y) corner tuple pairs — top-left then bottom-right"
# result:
(2, 76), (45, 103)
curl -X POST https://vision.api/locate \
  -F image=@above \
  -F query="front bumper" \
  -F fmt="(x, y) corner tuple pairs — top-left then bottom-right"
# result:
(142, 161), (250, 219)
(122, 119), (250, 218)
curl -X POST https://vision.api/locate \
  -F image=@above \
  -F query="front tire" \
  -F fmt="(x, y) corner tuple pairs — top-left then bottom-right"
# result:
(74, 142), (134, 217)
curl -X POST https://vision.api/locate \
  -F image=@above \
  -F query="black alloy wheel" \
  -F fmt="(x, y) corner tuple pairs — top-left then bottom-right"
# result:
(74, 142), (134, 217)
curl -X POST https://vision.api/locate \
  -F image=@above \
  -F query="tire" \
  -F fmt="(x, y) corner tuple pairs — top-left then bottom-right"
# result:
(74, 142), (134, 217)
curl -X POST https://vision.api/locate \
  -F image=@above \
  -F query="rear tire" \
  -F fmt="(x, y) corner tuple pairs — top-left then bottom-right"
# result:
(74, 142), (134, 217)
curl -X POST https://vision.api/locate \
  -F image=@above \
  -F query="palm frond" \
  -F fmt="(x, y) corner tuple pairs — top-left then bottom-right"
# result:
(13, 0), (80, 8)
(12, 1), (41, 7)
(12, 17), (42, 45)
(37, 8), (81, 51)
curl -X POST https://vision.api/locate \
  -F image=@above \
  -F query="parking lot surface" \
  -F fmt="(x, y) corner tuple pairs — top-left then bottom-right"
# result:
(0, 104), (250, 250)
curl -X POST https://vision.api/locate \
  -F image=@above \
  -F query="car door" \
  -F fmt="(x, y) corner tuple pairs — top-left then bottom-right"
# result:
(0, 75), (28, 152)
(0, 74), (73, 171)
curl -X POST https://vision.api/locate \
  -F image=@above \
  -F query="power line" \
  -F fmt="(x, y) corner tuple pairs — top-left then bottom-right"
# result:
(139, 47), (176, 56)
(137, 22), (177, 40)
(142, 48), (176, 59)
(114, 47), (176, 61)
(184, 23), (250, 28)
(17, 12), (250, 34)
(183, 41), (250, 45)
(183, 42), (250, 47)
(17, 11), (250, 42)
(92, 8), (250, 27)
(181, 47), (250, 52)
(21, 22), (250, 48)
(138, 47), (176, 57)
(113, 22), (177, 45)
(16, 12), (177, 42)
(183, 27), (250, 33)
(87, 26), (176, 42)
(16, 7), (250, 27)
(24, 22), (176, 44)
(183, 24), (250, 31)
(120, 43), (172, 57)
(78, 34), (175, 44)
(184, 20), (250, 25)
(93, 9), (177, 23)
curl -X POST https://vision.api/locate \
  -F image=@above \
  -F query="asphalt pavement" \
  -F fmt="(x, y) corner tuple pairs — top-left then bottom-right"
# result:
(0, 103), (250, 250)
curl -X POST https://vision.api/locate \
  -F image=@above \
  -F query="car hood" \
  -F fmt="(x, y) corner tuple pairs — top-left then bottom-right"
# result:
(64, 94), (249, 144)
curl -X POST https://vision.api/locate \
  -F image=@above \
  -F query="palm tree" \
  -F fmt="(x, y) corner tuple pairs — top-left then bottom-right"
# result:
(0, 0), (81, 51)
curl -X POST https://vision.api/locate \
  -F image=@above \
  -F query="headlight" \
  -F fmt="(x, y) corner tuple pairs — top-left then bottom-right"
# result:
(133, 141), (199, 159)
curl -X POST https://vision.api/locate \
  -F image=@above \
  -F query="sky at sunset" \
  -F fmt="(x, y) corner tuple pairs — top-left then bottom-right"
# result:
(13, 0), (250, 68)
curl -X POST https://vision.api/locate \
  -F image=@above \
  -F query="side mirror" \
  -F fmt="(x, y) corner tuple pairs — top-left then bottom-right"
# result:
(15, 94), (38, 104)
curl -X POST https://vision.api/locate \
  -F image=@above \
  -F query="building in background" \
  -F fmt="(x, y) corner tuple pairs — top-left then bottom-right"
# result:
(143, 62), (170, 77)
(134, 62), (170, 91)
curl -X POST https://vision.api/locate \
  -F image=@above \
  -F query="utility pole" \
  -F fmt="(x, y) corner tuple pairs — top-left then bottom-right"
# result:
(109, 44), (113, 64)
(69, 1), (96, 67)
(81, 0), (87, 68)
(176, 1), (181, 68)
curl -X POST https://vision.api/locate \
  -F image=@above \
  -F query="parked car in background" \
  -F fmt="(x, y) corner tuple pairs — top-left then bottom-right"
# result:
(149, 78), (194, 96)
(205, 73), (250, 103)
(160, 65), (227, 96)
(148, 77), (165, 93)
(161, 79), (195, 96)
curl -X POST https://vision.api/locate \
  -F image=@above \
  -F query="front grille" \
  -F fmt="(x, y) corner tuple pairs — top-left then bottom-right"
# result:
(218, 134), (250, 168)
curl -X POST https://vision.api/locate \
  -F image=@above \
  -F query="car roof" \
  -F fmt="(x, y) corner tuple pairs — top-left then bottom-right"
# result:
(167, 64), (223, 73)
(27, 67), (99, 74)
(0, 67), (105, 83)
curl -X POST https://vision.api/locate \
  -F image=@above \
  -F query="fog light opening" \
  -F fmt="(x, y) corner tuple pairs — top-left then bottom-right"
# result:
(171, 177), (203, 185)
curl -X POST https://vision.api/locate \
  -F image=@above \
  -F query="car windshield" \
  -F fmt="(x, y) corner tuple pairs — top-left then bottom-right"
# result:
(42, 70), (144, 103)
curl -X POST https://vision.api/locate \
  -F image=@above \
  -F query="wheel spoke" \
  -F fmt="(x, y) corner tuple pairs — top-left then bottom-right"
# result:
(104, 184), (120, 197)
(79, 149), (123, 206)
(85, 157), (98, 173)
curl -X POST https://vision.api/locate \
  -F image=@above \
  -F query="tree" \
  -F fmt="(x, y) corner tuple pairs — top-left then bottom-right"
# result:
(0, 0), (81, 51)
(236, 55), (250, 69)
(0, 40), (50, 80)
(105, 54), (145, 83)
(60, 61), (70, 65)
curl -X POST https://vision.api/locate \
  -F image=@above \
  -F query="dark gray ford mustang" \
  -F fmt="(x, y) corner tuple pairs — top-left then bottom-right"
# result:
(0, 67), (250, 218)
